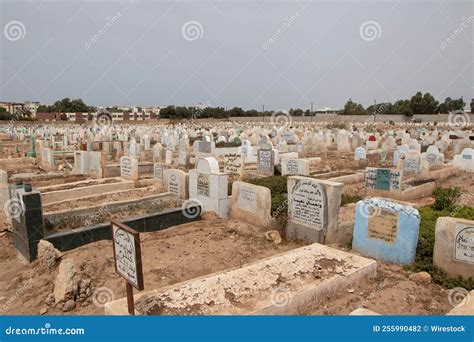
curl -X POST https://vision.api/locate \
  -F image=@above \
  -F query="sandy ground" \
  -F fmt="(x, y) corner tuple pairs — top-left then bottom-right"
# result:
(0, 213), (302, 315)
(301, 261), (452, 315)
(0, 212), (454, 316)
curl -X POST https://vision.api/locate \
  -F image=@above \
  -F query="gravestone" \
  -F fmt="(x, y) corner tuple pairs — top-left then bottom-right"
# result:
(421, 145), (444, 169)
(433, 217), (474, 279)
(402, 150), (422, 174)
(354, 146), (367, 161)
(153, 143), (163, 163)
(165, 169), (188, 199)
(392, 145), (409, 167)
(281, 158), (309, 176)
(165, 150), (173, 166)
(366, 135), (378, 150)
(223, 153), (244, 176)
(365, 167), (402, 192)
(12, 188), (44, 262)
(0, 170), (9, 229)
(178, 138), (189, 166)
(41, 148), (54, 169)
(153, 163), (166, 183)
(257, 140), (274, 176)
(199, 135), (212, 154)
(230, 181), (271, 227)
(352, 198), (420, 265)
(189, 157), (230, 218)
(286, 176), (343, 244)
(120, 156), (138, 182)
(453, 148), (474, 172)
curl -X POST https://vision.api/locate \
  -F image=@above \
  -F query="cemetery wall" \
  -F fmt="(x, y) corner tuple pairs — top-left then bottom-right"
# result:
(230, 113), (474, 123)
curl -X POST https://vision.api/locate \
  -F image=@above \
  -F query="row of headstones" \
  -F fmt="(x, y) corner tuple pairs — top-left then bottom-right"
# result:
(232, 177), (474, 279)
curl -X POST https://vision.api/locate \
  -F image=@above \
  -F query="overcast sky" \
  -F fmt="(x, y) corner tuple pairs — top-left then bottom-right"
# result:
(0, 0), (472, 110)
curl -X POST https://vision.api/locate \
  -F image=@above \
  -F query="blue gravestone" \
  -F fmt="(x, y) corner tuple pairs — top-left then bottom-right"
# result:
(352, 198), (420, 265)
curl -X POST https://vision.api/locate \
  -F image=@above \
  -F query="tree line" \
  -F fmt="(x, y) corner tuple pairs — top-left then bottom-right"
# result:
(342, 92), (466, 116)
(0, 92), (469, 121)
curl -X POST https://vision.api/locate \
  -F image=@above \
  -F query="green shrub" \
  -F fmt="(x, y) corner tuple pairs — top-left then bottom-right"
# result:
(248, 176), (288, 218)
(432, 187), (461, 210)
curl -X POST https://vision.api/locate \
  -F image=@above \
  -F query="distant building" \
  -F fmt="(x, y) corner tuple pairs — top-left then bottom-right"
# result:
(471, 98), (473, 114)
(0, 101), (40, 117)
(36, 110), (159, 122)
(0, 101), (24, 114)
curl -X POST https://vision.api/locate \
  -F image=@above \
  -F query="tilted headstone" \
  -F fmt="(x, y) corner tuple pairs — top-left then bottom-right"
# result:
(230, 181), (271, 228)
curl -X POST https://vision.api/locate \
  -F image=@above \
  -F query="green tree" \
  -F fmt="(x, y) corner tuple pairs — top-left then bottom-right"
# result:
(437, 97), (465, 113)
(342, 99), (366, 115)
(409, 92), (438, 114)
(392, 99), (413, 116)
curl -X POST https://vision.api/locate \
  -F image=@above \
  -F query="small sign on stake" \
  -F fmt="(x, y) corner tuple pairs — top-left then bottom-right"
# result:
(111, 220), (144, 315)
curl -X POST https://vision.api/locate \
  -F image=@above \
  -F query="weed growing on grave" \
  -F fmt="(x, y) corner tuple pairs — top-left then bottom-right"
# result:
(408, 204), (474, 290)
(248, 175), (288, 218)
(432, 187), (461, 211)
